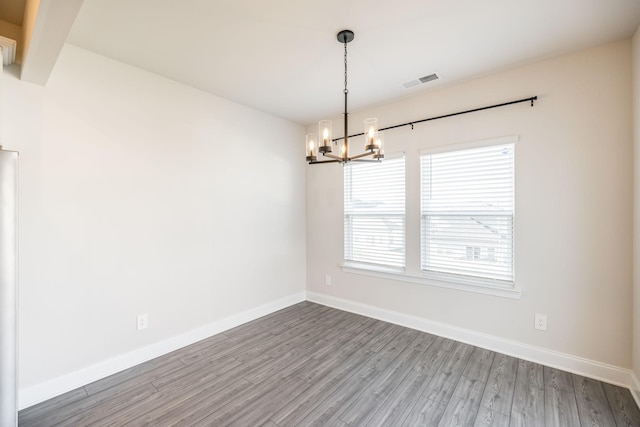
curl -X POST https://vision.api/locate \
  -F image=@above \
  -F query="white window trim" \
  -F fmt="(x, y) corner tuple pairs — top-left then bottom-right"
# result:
(419, 134), (518, 156)
(341, 263), (522, 299)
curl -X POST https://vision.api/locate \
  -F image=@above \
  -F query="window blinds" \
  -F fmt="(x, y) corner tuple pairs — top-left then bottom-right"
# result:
(344, 156), (405, 269)
(421, 143), (514, 283)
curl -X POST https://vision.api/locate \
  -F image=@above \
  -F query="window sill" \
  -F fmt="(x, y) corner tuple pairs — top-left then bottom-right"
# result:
(341, 264), (522, 299)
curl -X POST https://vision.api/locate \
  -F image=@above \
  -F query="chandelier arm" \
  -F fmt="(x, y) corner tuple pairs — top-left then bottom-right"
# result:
(323, 152), (344, 161)
(348, 151), (377, 160)
(351, 159), (383, 163)
(308, 159), (343, 164)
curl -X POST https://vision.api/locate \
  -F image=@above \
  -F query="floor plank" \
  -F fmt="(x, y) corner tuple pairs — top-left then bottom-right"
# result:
(603, 382), (640, 427)
(475, 353), (518, 425)
(402, 396), (449, 426)
(438, 376), (487, 426)
(136, 378), (253, 426)
(18, 387), (88, 426)
(543, 367), (580, 427)
(422, 341), (475, 404)
(272, 347), (373, 425)
(18, 302), (640, 427)
(338, 334), (431, 425)
(509, 359), (544, 427)
(294, 363), (380, 426)
(572, 374), (617, 427)
(53, 383), (157, 427)
(463, 347), (496, 383)
(366, 368), (433, 427)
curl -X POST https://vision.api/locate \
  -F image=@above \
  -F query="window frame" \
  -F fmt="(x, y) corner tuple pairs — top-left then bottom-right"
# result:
(420, 135), (517, 288)
(340, 136), (521, 300)
(343, 152), (406, 272)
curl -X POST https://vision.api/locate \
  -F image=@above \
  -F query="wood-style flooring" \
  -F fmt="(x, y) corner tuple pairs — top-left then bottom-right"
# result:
(19, 301), (640, 426)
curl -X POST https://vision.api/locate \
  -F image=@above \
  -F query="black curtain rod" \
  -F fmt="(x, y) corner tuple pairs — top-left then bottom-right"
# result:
(333, 96), (538, 142)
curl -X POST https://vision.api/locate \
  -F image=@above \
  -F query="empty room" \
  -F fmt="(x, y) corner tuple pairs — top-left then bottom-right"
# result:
(2, 0), (640, 426)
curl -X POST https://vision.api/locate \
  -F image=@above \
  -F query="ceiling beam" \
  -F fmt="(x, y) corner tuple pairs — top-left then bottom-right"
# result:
(20, 0), (84, 85)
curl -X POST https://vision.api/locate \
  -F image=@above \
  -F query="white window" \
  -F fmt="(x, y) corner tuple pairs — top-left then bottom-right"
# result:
(344, 155), (405, 270)
(421, 139), (515, 285)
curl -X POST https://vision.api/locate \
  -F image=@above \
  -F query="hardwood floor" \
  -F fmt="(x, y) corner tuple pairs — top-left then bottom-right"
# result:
(19, 302), (640, 426)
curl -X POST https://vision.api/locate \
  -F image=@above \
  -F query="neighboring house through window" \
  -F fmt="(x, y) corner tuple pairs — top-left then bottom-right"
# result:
(421, 137), (515, 285)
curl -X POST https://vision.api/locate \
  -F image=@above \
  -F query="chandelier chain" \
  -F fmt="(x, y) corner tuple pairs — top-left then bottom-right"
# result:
(344, 41), (348, 94)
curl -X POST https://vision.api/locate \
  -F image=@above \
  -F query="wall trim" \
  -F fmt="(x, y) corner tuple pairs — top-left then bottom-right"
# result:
(341, 265), (522, 299)
(306, 291), (631, 388)
(19, 292), (306, 410)
(20, 290), (633, 410)
(632, 372), (640, 410)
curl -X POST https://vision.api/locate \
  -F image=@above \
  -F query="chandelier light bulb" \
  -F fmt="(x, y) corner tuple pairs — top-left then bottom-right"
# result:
(318, 120), (332, 153)
(364, 118), (378, 151)
(306, 134), (317, 162)
(374, 131), (385, 159)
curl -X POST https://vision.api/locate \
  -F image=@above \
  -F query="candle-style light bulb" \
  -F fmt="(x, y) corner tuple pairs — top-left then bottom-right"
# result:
(374, 131), (384, 160)
(364, 118), (378, 151)
(306, 133), (317, 162)
(318, 120), (332, 153)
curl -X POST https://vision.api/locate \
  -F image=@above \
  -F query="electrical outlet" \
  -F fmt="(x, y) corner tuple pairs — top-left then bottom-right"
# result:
(534, 313), (547, 331)
(325, 274), (332, 286)
(137, 313), (148, 330)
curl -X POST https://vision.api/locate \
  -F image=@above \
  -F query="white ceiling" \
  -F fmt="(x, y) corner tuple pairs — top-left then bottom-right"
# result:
(65, 0), (640, 125)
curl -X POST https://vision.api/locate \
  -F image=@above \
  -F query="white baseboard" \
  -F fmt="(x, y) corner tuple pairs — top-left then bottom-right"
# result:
(631, 372), (640, 410)
(20, 290), (633, 411)
(19, 292), (306, 410)
(306, 291), (632, 388)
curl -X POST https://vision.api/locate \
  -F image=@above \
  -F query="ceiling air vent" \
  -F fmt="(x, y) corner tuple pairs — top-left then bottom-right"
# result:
(419, 73), (439, 83)
(0, 36), (17, 66)
(401, 73), (440, 89)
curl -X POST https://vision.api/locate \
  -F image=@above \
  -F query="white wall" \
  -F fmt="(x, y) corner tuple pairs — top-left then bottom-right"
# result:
(1, 44), (306, 398)
(632, 26), (640, 401)
(307, 40), (633, 371)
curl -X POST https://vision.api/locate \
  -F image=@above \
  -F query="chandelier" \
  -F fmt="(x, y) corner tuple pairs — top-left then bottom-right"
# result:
(306, 30), (384, 164)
